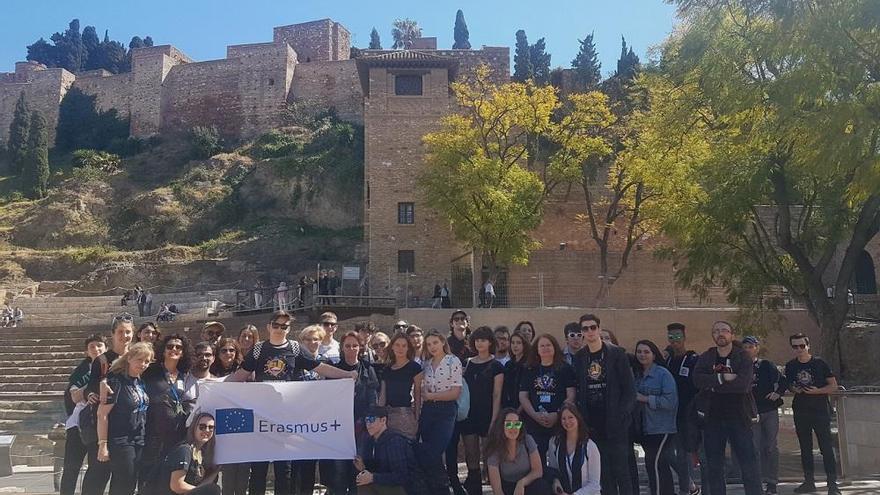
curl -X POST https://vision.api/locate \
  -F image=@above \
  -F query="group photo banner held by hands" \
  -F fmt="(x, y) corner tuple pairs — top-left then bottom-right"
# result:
(197, 380), (355, 464)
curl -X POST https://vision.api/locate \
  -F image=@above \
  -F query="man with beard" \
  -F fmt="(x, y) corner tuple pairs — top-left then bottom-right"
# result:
(190, 342), (216, 382)
(692, 321), (761, 495)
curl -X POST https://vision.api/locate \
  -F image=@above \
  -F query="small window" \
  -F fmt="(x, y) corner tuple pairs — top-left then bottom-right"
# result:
(395, 74), (423, 96)
(398, 250), (415, 273)
(398, 202), (414, 224)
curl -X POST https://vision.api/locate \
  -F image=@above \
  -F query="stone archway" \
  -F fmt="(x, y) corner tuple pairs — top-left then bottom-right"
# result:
(854, 250), (877, 294)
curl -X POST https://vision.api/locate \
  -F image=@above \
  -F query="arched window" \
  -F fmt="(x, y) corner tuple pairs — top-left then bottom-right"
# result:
(854, 250), (877, 294)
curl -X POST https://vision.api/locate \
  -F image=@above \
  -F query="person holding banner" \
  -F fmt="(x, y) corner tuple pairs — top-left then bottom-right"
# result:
(354, 406), (418, 495)
(226, 310), (356, 495)
(378, 333), (422, 440)
(160, 412), (220, 495)
(294, 324), (333, 494)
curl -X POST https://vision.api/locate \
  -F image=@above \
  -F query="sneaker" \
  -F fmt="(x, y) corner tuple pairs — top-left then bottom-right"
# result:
(688, 487), (701, 495)
(765, 483), (777, 494)
(794, 481), (817, 493)
(827, 482), (841, 495)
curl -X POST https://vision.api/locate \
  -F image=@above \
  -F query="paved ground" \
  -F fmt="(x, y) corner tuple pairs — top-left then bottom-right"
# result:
(1, 466), (878, 495)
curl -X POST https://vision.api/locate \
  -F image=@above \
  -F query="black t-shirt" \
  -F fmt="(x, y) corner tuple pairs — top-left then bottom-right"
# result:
(105, 372), (149, 446)
(242, 340), (319, 382)
(709, 354), (742, 421)
(87, 350), (120, 396)
(582, 346), (609, 434)
(502, 359), (526, 409)
(334, 359), (379, 419)
(142, 363), (192, 439)
(463, 358), (504, 419)
(665, 351), (698, 419)
(448, 333), (473, 363)
(160, 443), (205, 495)
(382, 360), (422, 407)
(785, 357), (834, 417)
(520, 363), (576, 418)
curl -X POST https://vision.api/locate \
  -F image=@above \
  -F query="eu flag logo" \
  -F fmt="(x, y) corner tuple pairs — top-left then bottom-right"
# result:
(216, 408), (254, 435)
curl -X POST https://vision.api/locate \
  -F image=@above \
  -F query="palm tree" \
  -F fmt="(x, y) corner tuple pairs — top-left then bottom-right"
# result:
(391, 18), (422, 49)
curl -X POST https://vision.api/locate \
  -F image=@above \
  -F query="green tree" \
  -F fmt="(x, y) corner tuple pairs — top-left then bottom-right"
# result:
(56, 87), (129, 151)
(26, 38), (57, 67)
(420, 66), (613, 282)
(369, 27), (382, 49)
(513, 30), (532, 82)
(22, 112), (49, 199)
(391, 19), (421, 49)
(7, 93), (31, 176)
(81, 26), (100, 70)
(615, 37), (639, 81)
(453, 9), (471, 49)
(629, 0), (880, 373)
(572, 33), (601, 91)
(529, 38), (551, 85)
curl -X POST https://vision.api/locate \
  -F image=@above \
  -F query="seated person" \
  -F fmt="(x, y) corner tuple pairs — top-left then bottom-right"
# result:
(160, 412), (220, 495)
(485, 408), (552, 495)
(546, 404), (601, 495)
(354, 405), (415, 495)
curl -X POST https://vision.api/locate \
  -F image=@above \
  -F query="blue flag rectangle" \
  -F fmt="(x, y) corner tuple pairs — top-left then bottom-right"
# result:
(216, 408), (254, 434)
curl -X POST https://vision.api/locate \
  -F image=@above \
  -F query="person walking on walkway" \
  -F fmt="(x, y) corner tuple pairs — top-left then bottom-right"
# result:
(784, 333), (841, 495)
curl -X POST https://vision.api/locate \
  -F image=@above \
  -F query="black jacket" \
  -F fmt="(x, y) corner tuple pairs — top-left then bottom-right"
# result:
(693, 342), (757, 424)
(752, 358), (785, 414)
(664, 350), (699, 421)
(572, 343), (636, 441)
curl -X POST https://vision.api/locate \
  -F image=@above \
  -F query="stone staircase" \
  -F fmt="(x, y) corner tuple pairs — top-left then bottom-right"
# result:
(11, 289), (238, 327)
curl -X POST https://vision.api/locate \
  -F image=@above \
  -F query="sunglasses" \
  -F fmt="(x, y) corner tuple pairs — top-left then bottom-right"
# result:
(667, 334), (684, 341)
(371, 342), (388, 349)
(394, 324), (407, 328)
(567, 332), (582, 339)
(364, 416), (382, 424)
(220, 348), (236, 354)
(198, 352), (214, 358)
(504, 421), (523, 430)
(581, 324), (598, 331)
(198, 424), (215, 432)
(114, 313), (134, 322)
(165, 344), (183, 351)
(791, 344), (807, 349)
(271, 322), (292, 330)
(452, 317), (467, 322)
(321, 322), (338, 327)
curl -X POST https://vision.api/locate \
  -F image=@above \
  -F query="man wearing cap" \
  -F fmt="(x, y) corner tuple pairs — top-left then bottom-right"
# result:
(318, 311), (341, 363)
(742, 336), (785, 495)
(201, 321), (225, 346)
(354, 405), (417, 495)
(663, 323), (702, 495)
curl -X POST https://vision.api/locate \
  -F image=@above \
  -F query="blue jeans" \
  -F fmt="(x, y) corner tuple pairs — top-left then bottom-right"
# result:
(702, 420), (762, 495)
(419, 400), (457, 456)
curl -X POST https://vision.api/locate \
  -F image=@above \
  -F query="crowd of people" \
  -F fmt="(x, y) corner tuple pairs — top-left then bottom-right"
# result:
(1, 304), (22, 327)
(61, 309), (841, 495)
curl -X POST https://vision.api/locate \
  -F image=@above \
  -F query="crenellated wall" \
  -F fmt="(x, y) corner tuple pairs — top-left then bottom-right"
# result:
(0, 64), (74, 144)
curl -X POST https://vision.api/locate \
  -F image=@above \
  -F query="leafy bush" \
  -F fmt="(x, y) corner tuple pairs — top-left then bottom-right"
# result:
(56, 88), (130, 151)
(72, 149), (122, 174)
(252, 130), (302, 158)
(71, 165), (108, 183)
(189, 126), (222, 159)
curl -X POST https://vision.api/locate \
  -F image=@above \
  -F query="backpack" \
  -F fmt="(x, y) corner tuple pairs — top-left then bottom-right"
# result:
(455, 357), (470, 422)
(78, 354), (110, 445)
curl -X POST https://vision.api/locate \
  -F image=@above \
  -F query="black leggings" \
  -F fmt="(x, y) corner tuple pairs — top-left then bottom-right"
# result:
(794, 414), (837, 483)
(60, 428), (87, 495)
(640, 433), (675, 495)
(81, 442), (111, 495)
(108, 443), (143, 495)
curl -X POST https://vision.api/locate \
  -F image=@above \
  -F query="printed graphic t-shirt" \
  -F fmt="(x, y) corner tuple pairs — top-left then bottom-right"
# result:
(242, 340), (319, 382)
(785, 357), (834, 417)
(583, 346), (608, 436)
(160, 443), (204, 495)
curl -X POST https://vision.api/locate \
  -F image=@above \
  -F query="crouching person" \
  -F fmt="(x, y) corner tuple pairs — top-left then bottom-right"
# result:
(161, 412), (220, 495)
(354, 406), (416, 495)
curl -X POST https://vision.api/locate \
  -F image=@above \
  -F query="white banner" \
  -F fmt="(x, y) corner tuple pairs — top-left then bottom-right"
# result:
(197, 380), (355, 463)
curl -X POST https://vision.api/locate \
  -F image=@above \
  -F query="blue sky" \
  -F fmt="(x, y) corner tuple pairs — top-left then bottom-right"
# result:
(1, 0), (677, 75)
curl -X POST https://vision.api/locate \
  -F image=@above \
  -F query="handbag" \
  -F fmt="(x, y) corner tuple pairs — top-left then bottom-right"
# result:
(453, 357), (470, 422)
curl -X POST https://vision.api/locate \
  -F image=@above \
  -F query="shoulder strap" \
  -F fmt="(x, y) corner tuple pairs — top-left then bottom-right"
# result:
(98, 354), (109, 377)
(253, 341), (264, 361)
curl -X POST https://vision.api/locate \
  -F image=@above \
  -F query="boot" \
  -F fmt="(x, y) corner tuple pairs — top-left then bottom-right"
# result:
(464, 468), (482, 495)
(449, 474), (466, 495)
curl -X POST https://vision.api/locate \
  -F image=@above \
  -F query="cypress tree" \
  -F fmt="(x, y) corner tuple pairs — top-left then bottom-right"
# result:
(7, 93), (31, 176)
(369, 27), (382, 49)
(453, 9), (471, 49)
(572, 33), (602, 91)
(616, 36), (640, 81)
(529, 38), (551, 85)
(513, 30), (532, 82)
(23, 112), (49, 199)
(81, 26), (100, 70)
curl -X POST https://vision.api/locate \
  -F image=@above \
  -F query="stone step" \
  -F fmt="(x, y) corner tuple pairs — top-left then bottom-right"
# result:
(0, 382), (66, 392)
(0, 359), (84, 369)
(0, 374), (69, 384)
(0, 351), (83, 361)
(15, 289), (236, 303)
(0, 344), (84, 352)
(0, 400), (58, 411)
(15, 301), (218, 315)
(0, 337), (86, 346)
(0, 366), (82, 376)
(0, 409), (40, 420)
(0, 391), (64, 401)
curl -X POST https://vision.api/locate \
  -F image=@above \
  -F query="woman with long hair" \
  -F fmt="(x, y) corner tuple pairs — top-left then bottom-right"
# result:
(161, 412), (220, 494)
(513, 321), (536, 344)
(546, 404), (601, 495)
(418, 330), (464, 493)
(236, 325), (260, 357)
(378, 332), (422, 439)
(501, 333), (530, 409)
(484, 408), (551, 495)
(518, 333), (576, 462)
(405, 325), (424, 364)
(141, 334), (197, 494)
(210, 338), (242, 378)
(634, 339), (678, 495)
(96, 342), (154, 495)
(459, 326), (504, 495)
(136, 322), (161, 345)
(332, 331), (380, 494)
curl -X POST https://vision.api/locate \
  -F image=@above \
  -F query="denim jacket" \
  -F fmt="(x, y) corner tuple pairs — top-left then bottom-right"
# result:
(635, 363), (678, 435)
